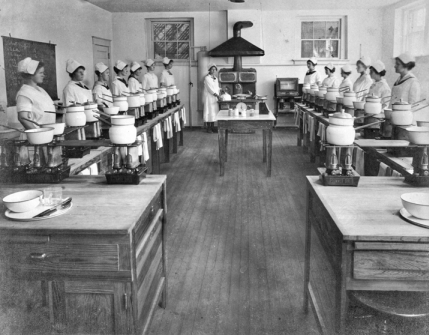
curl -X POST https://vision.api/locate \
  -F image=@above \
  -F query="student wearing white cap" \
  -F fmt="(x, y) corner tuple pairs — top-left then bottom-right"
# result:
(339, 64), (353, 94)
(63, 59), (93, 104)
(321, 63), (340, 88)
(93, 62), (112, 108)
(160, 57), (175, 87)
(391, 52), (421, 105)
(303, 57), (322, 86)
(111, 60), (130, 96)
(16, 57), (55, 130)
(142, 59), (158, 90)
(128, 61), (143, 93)
(203, 63), (220, 133)
(369, 60), (391, 109)
(353, 56), (373, 101)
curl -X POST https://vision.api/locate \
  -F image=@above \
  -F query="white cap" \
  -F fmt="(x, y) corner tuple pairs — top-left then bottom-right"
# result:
(130, 61), (142, 72)
(17, 57), (39, 75)
(114, 60), (127, 71)
(163, 57), (172, 65)
(308, 57), (318, 65)
(207, 63), (217, 71)
(372, 60), (385, 73)
(397, 52), (415, 64)
(145, 59), (155, 67)
(358, 56), (372, 67)
(66, 59), (84, 74)
(341, 64), (352, 73)
(95, 62), (108, 73)
(325, 62), (335, 71)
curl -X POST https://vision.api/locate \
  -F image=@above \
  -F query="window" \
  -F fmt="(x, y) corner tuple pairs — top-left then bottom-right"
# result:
(301, 20), (341, 59)
(402, 3), (427, 56)
(149, 20), (193, 61)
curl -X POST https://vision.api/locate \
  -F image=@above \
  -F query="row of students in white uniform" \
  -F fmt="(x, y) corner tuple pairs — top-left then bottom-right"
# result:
(303, 52), (421, 108)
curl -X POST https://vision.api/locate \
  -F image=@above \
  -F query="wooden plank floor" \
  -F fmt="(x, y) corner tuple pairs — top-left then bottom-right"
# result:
(149, 128), (321, 335)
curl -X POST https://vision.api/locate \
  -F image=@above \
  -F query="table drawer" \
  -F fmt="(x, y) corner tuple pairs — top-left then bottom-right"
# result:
(134, 189), (163, 244)
(354, 243), (429, 281)
(0, 243), (119, 273)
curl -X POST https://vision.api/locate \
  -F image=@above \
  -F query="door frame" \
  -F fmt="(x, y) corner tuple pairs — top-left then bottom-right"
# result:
(92, 37), (112, 88)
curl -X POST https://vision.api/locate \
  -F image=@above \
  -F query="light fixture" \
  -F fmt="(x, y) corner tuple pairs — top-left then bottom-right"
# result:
(229, 0), (245, 3)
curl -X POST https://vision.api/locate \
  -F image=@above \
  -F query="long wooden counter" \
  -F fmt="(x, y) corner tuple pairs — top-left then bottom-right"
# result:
(304, 176), (429, 334)
(0, 175), (168, 334)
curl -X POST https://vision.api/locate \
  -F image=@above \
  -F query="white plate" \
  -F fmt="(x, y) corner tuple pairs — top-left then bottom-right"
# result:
(399, 208), (429, 229)
(5, 200), (73, 221)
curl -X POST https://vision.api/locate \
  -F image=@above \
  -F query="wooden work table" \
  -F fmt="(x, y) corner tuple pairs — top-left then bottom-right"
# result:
(0, 175), (167, 334)
(304, 176), (429, 334)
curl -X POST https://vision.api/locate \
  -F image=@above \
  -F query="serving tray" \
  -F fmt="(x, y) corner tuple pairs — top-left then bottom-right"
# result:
(5, 200), (73, 221)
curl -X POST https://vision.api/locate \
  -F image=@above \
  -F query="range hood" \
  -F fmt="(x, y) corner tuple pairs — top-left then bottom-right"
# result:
(208, 21), (264, 71)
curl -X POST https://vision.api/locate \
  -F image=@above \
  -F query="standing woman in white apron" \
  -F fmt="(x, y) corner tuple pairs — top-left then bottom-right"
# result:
(142, 59), (159, 90)
(111, 60), (130, 96)
(391, 52), (421, 105)
(353, 56), (373, 101)
(16, 57), (56, 130)
(63, 59), (93, 105)
(339, 64), (353, 95)
(368, 60), (391, 109)
(128, 61), (143, 93)
(303, 57), (322, 86)
(203, 63), (220, 133)
(160, 57), (175, 87)
(93, 62), (113, 108)
(321, 63), (340, 88)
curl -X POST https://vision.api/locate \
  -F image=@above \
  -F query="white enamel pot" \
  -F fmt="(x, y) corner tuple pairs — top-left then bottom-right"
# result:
(144, 92), (153, 103)
(391, 110), (414, 126)
(365, 95), (382, 115)
(139, 93), (145, 106)
(353, 101), (365, 110)
(113, 96), (129, 112)
(406, 126), (429, 145)
(109, 125), (137, 145)
(167, 87), (174, 96)
(103, 107), (120, 115)
(127, 94), (141, 108)
(65, 110), (86, 127)
(84, 104), (100, 122)
(41, 122), (65, 135)
(325, 88), (340, 102)
(25, 127), (55, 145)
(66, 105), (85, 113)
(110, 115), (135, 126)
(326, 125), (356, 146)
(343, 92), (357, 107)
(148, 89), (158, 101)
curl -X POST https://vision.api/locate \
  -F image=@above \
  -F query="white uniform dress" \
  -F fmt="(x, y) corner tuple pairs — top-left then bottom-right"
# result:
(303, 71), (322, 85)
(111, 76), (130, 96)
(128, 76), (142, 93)
(93, 81), (113, 107)
(160, 70), (175, 87)
(203, 74), (220, 122)
(391, 72), (421, 105)
(353, 73), (373, 101)
(321, 75), (340, 88)
(16, 84), (56, 124)
(339, 77), (353, 92)
(369, 78), (391, 109)
(142, 72), (159, 90)
(63, 81), (93, 105)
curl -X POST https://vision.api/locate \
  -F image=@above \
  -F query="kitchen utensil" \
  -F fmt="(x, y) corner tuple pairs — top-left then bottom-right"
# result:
(148, 89), (158, 101)
(3, 190), (43, 213)
(65, 109), (86, 127)
(412, 99), (426, 107)
(103, 107), (120, 115)
(406, 127), (429, 145)
(35, 197), (71, 218)
(353, 101), (365, 110)
(139, 93), (146, 106)
(399, 208), (429, 229)
(336, 96), (343, 104)
(145, 92), (153, 103)
(84, 106), (100, 122)
(236, 102), (247, 111)
(100, 96), (113, 103)
(5, 200), (72, 221)
(94, 115), (112, 126)
(417, 121), (429, 127)
(364, 94), (382, 115)
(25, 127), (55, 144)
(401, 193), (429, 220)
(339, 87), (350, 92)
(110, 115), (135, 126)
(1, 125), (25, 133)
(109, 125), (137, 145)
(113, 96), (129, 111)
(325, 87), (340, 102)
(21, 118), (65, 135)
(343, 92), (357, 107)
(127, 94), (141, 108)
(42, 187), (63, 206)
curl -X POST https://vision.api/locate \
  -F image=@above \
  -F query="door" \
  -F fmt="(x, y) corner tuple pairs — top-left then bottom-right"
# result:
(92, 37), (112, 88)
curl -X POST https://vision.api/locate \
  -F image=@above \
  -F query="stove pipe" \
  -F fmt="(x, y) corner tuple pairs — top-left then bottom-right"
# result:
(232, 21), (252, 71)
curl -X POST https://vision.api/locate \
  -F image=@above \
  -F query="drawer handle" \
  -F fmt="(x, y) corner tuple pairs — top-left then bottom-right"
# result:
(29, 253), (47, 260)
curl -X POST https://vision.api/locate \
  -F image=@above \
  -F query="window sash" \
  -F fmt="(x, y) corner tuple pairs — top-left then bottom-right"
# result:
(300, 19), (342, 59)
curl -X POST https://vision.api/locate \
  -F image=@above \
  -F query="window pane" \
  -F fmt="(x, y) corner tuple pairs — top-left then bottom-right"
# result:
(153, 24), (165, 41)
(328, 40), (339, 58)
(177, 23), (190, 41)
(154, 42), (166, 59)
(314, 22), (326, 39)
(178, 42), (189, 59)
(165, 24), (177, 41)
(314, 40), (327, 58)
(301, 40), (313, 58)
(326, 21), (339, 39)
(166, 42), (177, 59)
(301, 22), (313, 39)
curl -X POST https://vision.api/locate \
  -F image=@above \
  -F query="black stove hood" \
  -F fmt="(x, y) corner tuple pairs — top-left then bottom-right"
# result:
(208, 21), (264, 71)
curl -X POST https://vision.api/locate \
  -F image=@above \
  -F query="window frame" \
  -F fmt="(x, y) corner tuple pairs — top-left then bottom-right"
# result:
(146, 18), (194, 64)
(296, 16), (348, 63)
(401, 1), (428, 57)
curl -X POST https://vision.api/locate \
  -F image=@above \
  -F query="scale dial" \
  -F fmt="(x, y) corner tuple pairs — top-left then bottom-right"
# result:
(236, 102), (247, 111)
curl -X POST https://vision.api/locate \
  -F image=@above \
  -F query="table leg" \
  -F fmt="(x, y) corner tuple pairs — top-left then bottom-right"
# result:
(218, 128), (225, 176)
(263, 129), (267, 163)
(335, 244), (350, 334)
(173, 128), (178, 154)
(164, 128), (170, 163)
(151, 134), (161, 174)
(225, 129), (228, 162)
(303, 189), (311, 314)
(49, 280), (67, 333)
(267, 128), (272, 177)
(297, 112), (303, 146)
(179, 119), (184, 146)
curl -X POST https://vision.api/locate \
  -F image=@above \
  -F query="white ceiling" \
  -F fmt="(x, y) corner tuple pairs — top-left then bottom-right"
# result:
(85, 0), (402, 12)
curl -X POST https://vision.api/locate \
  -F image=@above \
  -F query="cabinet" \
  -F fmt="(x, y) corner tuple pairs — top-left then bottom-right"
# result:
(0, 175), (167, 335)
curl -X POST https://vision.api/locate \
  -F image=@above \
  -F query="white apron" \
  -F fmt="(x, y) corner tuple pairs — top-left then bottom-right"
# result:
(353, 73), (373, 101)
(128, 76), (143, 93)
(369, 78), (391, 109)
(16, 84), (56, 124)
(390, 73), (421, 105)
(203, 75), (220, 122)
(93, 81), (113, 107)
(303, 71), (322, 85)
(339, 77), (353, 95)
(63, 81), (93, 105)
(111, 77), (130, 96)
(142, 72), (159, 90)
(160, 70), (175, 87)
(321, 75), (340, 88)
